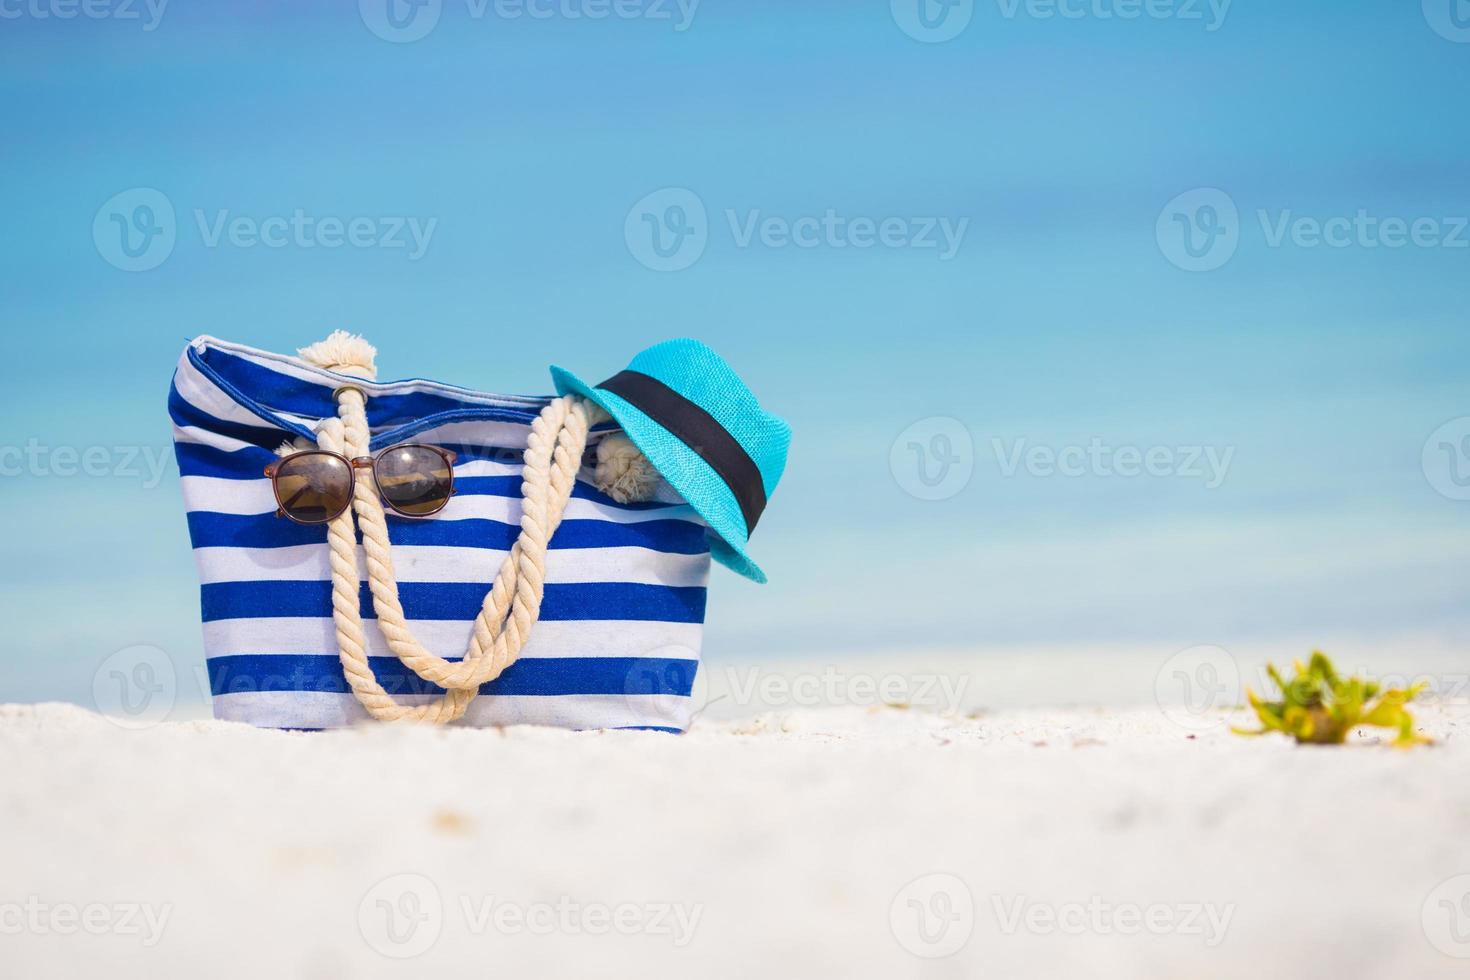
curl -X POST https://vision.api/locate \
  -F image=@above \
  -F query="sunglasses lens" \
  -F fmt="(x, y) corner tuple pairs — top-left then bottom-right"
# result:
(375, 446), (454, 516)
(273, 452), (352, 524)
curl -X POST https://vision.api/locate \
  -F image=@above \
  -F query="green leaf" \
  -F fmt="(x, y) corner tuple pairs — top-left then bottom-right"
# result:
(1230, 651), (1431, 749)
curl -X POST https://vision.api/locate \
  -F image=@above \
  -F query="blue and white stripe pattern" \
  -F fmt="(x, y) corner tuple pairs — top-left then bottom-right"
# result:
(170, 337), (708, 731)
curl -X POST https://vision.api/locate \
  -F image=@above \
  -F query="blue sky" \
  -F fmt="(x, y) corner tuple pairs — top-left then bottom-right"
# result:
(1, 0), (1467, 705)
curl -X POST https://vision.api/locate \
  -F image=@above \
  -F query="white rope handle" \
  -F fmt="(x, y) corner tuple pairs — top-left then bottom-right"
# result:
(299, 332), (602, 724)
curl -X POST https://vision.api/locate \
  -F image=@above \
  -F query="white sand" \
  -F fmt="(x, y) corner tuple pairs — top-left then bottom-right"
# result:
(2, 701), (1469, 978)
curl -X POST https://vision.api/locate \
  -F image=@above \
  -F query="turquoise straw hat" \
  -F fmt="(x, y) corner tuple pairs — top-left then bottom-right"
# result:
(551, 339), (791, 584)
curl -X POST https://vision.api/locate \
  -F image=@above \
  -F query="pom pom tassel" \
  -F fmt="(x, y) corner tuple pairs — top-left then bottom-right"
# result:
(298, 330), (378, 381)
(274, 437), (316, 457)
(594, 433), (659, 504)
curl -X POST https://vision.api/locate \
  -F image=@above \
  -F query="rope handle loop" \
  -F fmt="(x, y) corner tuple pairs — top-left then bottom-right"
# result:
(299, 332), (602, 723)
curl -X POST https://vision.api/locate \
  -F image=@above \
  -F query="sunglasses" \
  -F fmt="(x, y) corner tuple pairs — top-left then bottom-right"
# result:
(264, 444), (458, 525)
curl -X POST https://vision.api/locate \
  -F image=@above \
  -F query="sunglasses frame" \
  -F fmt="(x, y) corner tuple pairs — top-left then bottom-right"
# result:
(264, 444), (459, 525)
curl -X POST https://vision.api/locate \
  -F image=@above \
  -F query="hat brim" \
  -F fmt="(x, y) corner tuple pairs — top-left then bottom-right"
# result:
(551, 364), (767, 584)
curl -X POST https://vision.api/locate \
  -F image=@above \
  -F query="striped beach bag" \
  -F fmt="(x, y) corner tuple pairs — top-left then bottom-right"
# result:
(169, 334), (717, 731)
